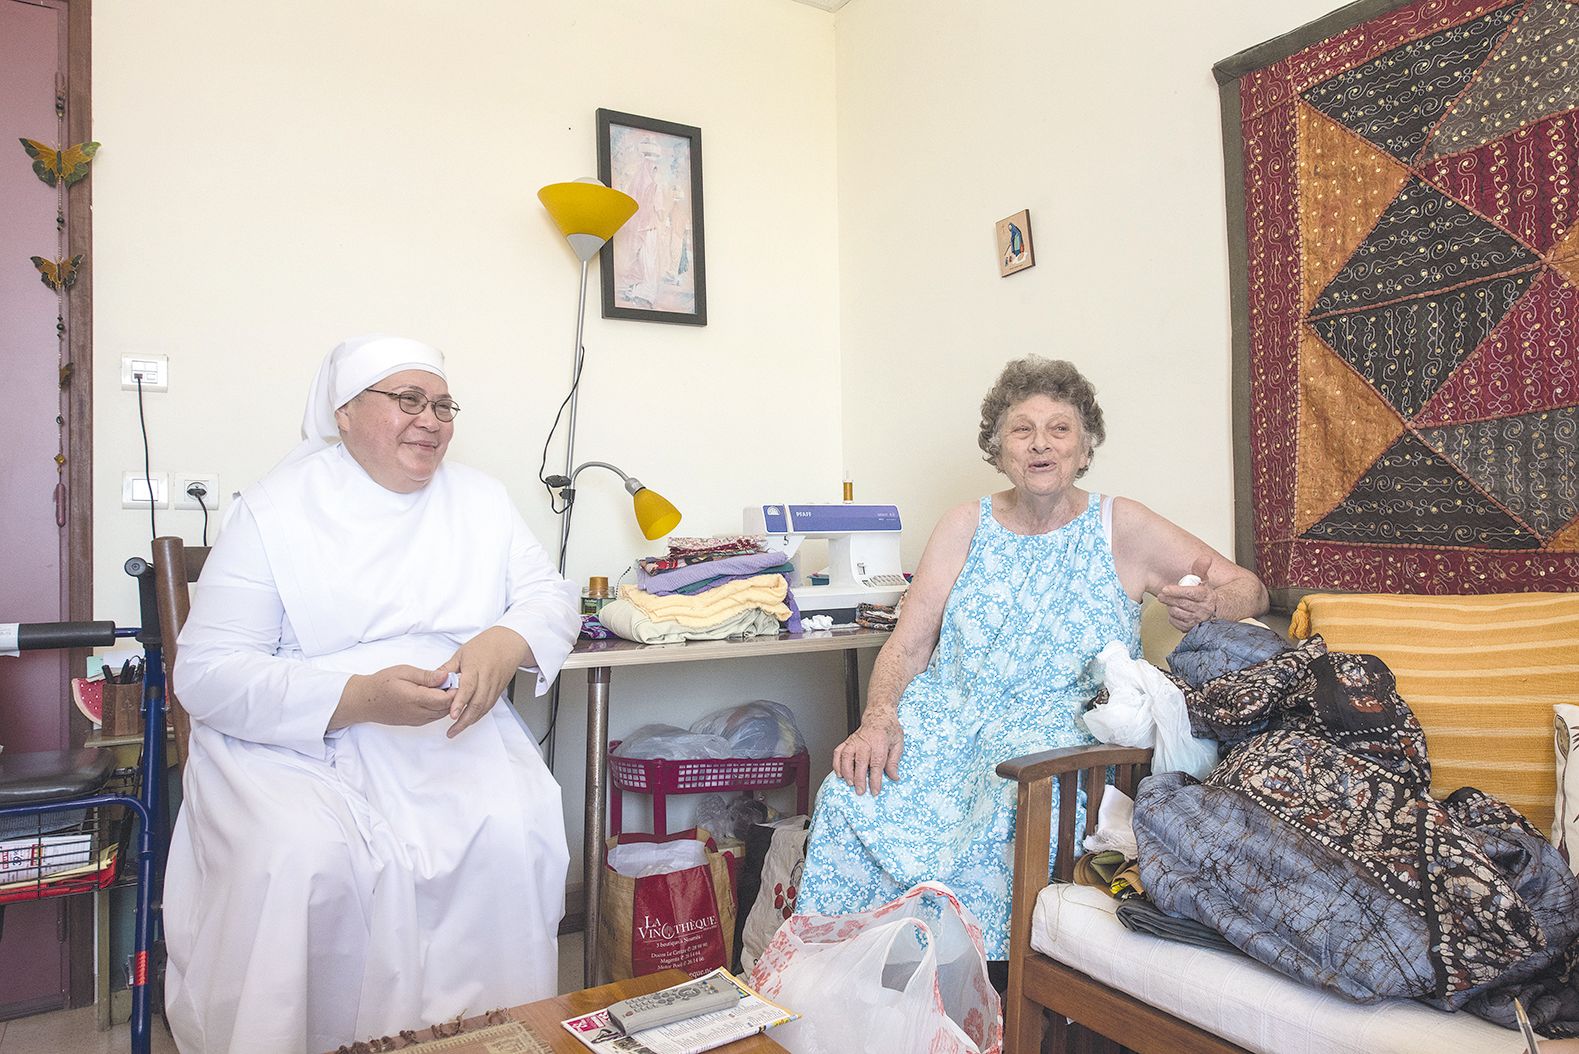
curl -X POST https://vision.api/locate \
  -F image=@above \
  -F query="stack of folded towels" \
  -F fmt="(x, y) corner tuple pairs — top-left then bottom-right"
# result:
(597, 535), (804, 644)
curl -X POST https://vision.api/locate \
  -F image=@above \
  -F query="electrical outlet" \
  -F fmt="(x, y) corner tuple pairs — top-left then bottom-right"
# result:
(121, 354), (169, 392)
(122, 471), (168, 508)
(174, 474), (220, 511)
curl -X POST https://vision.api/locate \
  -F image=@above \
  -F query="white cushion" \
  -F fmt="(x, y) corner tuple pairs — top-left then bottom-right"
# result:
(1030, 883), (1526, 1054)
(1556, 703), (1579, 874)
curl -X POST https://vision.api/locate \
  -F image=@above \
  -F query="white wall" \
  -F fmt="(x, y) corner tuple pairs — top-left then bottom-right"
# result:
(836, 0), (1342, 566)
(88, 0), (1344, 882)
(90, 0), (842, 876)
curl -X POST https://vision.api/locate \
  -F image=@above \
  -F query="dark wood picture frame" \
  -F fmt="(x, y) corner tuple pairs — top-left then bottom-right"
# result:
(596, 108), (707, 326)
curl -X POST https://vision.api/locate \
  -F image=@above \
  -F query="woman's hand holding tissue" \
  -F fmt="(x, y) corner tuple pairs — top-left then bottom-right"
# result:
(438, 625), (529, 738)
(1156, 557), (1221, 631)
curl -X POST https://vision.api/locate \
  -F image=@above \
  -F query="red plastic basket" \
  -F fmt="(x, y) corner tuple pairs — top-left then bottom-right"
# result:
(607, 742), (811, 836)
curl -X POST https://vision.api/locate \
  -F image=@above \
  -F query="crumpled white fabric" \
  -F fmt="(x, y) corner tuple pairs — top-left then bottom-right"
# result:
(1085, 641), (1218, 780)
(1081, 784), (1139, 859)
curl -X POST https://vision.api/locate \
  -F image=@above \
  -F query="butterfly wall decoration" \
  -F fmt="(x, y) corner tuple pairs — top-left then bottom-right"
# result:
(18, 138), (100, 188)
(32, 255), (83, 292)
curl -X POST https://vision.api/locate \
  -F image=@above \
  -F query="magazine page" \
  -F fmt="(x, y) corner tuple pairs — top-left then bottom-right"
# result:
(561, 969), (796, 1054)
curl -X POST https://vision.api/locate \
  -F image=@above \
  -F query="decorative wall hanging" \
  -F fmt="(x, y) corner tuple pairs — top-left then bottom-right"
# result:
(996, 209), (1035, 277)
(596, 108), (707, 326)
(1216, 0), (1579, 608)
(18, 137), (98, 187)
(31, 254), (82, 292)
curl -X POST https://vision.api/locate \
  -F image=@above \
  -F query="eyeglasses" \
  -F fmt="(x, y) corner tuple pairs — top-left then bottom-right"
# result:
(364, 388), (461, 422)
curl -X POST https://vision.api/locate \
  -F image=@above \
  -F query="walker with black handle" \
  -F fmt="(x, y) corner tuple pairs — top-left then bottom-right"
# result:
(0, 555), (172, 1054)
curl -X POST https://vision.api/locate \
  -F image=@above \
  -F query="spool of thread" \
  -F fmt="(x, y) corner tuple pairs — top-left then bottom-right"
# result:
(842, 479), (854, 503)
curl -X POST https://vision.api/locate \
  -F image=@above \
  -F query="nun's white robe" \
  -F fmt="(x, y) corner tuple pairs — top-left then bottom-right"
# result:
(163, 442), (579, 1054)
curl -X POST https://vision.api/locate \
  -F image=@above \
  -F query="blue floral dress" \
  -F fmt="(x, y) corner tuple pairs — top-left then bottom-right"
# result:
(797, 492), (1141, 958)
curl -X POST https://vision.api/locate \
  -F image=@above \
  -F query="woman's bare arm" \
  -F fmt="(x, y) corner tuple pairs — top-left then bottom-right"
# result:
(833, 501), (977, 795)
(1111, 497), (1268, 631)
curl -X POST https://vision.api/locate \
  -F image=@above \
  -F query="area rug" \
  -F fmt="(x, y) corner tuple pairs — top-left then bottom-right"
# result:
(1217, 0), (1579, 606)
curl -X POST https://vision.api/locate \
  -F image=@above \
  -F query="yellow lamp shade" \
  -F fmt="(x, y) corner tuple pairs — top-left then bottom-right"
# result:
(632, 487), (682, 540)
(538, 179), (639, 260)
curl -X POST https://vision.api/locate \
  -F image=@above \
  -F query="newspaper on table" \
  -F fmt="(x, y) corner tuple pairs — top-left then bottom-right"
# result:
(561, 969), (796, 1054)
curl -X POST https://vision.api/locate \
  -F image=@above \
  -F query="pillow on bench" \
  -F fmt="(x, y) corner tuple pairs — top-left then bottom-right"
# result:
(1290, 592), (1579, 837)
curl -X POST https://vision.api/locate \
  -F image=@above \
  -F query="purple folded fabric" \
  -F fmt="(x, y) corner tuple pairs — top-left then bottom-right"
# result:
(578, 614), (615, 640)
(636, 549), (792, 592)
(783, 588), (803, 633)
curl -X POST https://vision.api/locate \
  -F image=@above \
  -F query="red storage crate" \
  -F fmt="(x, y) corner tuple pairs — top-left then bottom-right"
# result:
(607, 742), (810, 836)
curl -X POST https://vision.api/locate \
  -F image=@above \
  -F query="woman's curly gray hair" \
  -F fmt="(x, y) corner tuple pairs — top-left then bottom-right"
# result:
(977, 356), (1105, 477)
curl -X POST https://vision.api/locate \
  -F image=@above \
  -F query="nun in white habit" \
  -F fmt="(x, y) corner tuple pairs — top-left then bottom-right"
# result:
(163, 336), (580, 1053)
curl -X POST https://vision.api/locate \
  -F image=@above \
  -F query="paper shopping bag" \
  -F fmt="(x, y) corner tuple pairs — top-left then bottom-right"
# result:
(598, 828), (737, 980)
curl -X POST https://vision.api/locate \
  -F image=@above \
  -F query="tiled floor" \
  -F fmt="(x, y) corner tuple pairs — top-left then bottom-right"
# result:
(0, 932), (586, 1053)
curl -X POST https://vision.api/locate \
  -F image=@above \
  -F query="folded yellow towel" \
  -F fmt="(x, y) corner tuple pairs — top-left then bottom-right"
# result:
(596, 601), (782, 645)
(617, 575), (792, 628)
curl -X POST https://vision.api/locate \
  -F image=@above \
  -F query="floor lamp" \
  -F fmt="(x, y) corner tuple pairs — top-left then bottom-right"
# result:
(536, 178), (647, 777)
(537, 177), (640, 575)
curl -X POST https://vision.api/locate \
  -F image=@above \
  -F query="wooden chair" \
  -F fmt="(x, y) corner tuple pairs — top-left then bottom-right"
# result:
(151, 536), (209, 770)
(996, 744), (1249, 1054)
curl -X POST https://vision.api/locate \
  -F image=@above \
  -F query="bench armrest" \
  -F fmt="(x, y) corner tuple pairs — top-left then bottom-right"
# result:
(999, 740), (1154, 1000)
(996, 743), (1154, 785)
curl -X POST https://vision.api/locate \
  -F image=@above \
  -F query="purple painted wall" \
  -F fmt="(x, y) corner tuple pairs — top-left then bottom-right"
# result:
(0, 0), (74, 1016)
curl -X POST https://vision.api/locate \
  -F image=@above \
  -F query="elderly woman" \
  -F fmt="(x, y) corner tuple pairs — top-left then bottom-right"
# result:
(797, 355), (1266, 964)
(164, 336), (580, 1053)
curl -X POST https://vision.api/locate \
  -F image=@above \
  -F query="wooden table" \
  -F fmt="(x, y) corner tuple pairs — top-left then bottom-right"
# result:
(339, 971), (790, 1053)
(516, 971), (790, 1053)
(560, 627), (891, 986)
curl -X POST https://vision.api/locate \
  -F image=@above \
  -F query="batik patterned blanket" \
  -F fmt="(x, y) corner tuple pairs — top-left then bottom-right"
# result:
(1227, 0), (1579, 596)
(1134, 636), (1579, 1035)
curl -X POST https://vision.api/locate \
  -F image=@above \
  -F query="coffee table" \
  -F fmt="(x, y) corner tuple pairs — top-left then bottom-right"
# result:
(333, 971), (790, 1053)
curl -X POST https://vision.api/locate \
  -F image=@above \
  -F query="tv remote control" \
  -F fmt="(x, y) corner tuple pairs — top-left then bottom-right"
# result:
(607, 975), (739, 1034)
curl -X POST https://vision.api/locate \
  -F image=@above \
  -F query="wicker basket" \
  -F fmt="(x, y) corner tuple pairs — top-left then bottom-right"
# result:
(607, 742), (811, 835)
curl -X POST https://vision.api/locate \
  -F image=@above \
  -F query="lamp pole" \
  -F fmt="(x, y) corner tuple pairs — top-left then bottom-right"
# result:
(541, 255), (595, 774)
(555, 255), (593, 577)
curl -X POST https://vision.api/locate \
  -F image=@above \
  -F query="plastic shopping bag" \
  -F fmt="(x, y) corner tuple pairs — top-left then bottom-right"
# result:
(747, 881), (1002, 1054)
(598, 828), (738, 980)
(1087, 641), (1217, 779)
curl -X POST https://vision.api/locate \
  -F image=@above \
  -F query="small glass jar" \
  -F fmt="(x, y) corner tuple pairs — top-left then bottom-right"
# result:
(581, 575), (612, 615)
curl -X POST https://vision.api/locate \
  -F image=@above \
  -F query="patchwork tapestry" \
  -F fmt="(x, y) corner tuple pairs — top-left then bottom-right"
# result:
(1217, 0), (1579, 604)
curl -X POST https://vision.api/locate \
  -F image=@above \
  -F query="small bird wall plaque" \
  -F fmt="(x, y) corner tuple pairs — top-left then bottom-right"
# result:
(996, 209), (1035, 277)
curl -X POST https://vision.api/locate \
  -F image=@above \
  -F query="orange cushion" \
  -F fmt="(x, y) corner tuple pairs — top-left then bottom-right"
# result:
(1290, 593), (1579, 836)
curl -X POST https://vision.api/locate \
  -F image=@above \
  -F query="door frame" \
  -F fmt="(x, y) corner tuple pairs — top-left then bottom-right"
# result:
(59, 0), (95, 1009)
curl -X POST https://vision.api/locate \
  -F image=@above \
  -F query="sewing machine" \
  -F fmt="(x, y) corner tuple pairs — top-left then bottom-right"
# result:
(742, 503), (908, 620)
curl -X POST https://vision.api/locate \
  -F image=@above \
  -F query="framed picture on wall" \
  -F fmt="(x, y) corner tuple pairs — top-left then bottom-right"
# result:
(596, 108), (708, 326)
(995, 209), (1034, 277)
